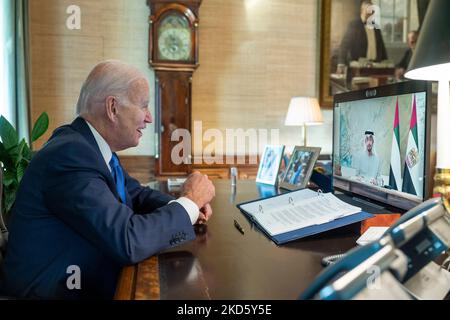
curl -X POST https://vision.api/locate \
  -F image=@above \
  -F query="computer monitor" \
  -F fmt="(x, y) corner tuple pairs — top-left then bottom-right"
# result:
(332, 80), (432, 211)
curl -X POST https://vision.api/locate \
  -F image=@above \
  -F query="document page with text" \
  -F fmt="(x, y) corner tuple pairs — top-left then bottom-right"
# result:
(240, 190), (361, 236)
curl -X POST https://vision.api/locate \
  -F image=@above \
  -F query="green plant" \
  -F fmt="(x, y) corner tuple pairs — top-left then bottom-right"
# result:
(0, 112), (49, 217)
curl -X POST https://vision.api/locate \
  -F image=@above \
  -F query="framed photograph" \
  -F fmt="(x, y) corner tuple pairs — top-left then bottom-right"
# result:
(256, 145), (285, 185)
(280, 146), (321, 190)
(319, 0), (422, 108)
(277, 152), (291, 184)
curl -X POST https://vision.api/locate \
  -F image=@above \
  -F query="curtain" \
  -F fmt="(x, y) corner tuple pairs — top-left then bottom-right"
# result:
(0, 0), (30, 143)
(0, 1), (15, 124)
(0, 0), (29, 233)
(15, 0), (31, 143)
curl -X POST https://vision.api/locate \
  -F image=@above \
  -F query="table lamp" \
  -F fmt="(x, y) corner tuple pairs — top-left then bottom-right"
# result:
(405, 0), (450, 212)
(285, 97), (323, 146)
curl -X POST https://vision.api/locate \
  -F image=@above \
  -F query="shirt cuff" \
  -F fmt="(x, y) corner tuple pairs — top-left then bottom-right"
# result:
(169, 197), (199, 225)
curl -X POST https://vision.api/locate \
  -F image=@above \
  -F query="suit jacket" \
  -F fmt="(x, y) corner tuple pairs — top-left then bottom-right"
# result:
(338, 19), (388, 65)
(0, 117), (195, 299)
(396, 48), (413, 70)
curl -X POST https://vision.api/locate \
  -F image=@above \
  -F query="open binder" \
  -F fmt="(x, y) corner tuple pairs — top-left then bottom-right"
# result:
(237, 189), (374, 245)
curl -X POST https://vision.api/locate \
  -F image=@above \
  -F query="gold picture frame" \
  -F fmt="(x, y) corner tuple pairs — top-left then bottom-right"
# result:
(319, 0), (422, 109)
(319, 0), (333, 109)
(280, 146), (321, 191)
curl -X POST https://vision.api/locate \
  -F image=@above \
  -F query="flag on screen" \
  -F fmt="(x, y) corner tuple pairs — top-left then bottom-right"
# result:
(402, 95), (422, 196)
(389, 98), (402, 190)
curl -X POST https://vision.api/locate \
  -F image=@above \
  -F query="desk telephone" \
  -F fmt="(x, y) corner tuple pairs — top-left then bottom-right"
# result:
(301, 197), (450, 300)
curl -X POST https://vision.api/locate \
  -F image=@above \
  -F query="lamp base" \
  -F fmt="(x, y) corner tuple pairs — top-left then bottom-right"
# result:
(303, 125), (307, 147)
(433, 168), (450, 214)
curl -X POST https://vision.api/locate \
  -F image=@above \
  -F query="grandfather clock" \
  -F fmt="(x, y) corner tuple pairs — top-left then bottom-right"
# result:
(147, 0), (201, 176)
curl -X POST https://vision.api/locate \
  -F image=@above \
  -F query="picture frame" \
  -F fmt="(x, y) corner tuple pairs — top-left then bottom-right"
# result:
(280, 146), (321, 191)
(318, 0), (334, 108)
(256, 145), (285, 186)
(319, 0), (422, 108)
(277, 152), (291, 184)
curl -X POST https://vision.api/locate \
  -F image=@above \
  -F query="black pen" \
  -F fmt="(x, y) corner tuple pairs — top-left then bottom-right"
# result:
(234, 219), (245, 235)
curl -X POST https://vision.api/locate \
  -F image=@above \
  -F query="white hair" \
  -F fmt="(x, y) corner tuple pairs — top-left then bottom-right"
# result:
(76, 60), (147, 115)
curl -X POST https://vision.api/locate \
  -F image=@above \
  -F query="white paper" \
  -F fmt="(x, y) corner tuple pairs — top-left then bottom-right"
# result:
(240, 190), (361, 236)
(356, 227), (388, 246)
(168, 178), (186, 187)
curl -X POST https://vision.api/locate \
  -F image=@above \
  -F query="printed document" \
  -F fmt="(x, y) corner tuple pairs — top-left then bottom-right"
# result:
(239, 189), (361, 236)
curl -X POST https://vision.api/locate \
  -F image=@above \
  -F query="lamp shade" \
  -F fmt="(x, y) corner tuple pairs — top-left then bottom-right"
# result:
(284, 97), (323, 126)
(405, 0), (450, 81)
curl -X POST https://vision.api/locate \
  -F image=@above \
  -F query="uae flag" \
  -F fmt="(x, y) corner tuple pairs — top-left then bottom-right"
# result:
(402, 95), (423, 196)
(389, 98), (402, 190)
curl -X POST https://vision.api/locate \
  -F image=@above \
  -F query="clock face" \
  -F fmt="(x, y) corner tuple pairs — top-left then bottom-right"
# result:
(158, 28), (192, 61)
(157, 14), (192, 62)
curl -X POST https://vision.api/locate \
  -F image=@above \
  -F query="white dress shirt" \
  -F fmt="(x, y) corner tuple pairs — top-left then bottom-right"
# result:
(354, 151), (381, 181)
(84, 119), (199, 224)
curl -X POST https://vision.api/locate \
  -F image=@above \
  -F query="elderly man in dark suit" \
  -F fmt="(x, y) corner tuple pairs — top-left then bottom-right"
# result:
(337, 0), (388, 73)
(0, 60), (215, 299)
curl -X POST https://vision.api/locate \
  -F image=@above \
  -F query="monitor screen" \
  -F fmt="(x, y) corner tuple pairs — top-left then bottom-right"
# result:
(332, 81), (432, 211)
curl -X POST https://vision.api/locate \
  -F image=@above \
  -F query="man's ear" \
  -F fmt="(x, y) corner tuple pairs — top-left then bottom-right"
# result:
(105, 96), (119, 122)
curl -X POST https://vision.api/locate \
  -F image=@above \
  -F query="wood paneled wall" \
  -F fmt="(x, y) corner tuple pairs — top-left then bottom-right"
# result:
(29, 0), (326, 157)
(192, 0), (322, 155)
(29, 0), (155, 155)
(118, 155), (259, 184)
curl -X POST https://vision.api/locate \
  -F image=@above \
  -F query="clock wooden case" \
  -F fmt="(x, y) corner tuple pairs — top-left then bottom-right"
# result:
(148, 0), (201, 176)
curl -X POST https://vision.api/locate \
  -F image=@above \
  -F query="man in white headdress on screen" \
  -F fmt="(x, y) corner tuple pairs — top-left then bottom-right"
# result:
(352, 130), (382, 186)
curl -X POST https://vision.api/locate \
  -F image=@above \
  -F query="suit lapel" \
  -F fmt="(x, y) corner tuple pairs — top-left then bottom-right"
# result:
(70, 117), (127, 205)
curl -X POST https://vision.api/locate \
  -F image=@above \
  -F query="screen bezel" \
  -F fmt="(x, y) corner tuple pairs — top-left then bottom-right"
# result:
(332, 80), (432, 211)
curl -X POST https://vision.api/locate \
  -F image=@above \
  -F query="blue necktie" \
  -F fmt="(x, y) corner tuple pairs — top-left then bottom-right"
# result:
(109, 153), (126, 203)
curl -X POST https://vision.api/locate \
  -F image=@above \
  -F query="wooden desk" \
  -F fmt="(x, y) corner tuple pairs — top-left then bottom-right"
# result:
(115, 180), (362, 300)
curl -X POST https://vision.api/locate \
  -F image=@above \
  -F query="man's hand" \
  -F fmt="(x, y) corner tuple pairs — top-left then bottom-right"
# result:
(196, 203), (213, 225)
(181, 171), (215, 209)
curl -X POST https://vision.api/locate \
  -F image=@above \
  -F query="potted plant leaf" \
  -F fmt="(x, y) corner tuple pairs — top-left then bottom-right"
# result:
(0, 112), (49, 240)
